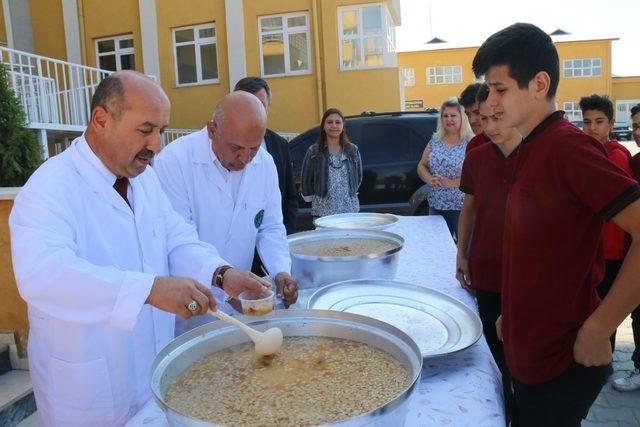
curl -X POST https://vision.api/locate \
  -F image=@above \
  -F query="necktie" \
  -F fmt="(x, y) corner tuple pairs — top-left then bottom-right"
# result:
(113, 177), (131, 208)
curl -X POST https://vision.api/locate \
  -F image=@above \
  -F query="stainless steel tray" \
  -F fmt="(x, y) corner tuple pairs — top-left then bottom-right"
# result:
(313, 213), (399, 230)
(308, 279), (482, 358)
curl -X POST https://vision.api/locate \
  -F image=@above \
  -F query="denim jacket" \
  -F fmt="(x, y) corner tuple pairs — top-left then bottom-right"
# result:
(301, 143), (362, 198)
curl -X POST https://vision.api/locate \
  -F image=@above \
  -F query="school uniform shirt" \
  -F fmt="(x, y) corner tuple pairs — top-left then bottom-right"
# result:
(465, 132), (491, 154)
(153, 128), (290, 332)
(501, 111), (640, 385)
(459, 142), (518, 292)
(9, 135), (226, 426)
(602, 141), (633, 260)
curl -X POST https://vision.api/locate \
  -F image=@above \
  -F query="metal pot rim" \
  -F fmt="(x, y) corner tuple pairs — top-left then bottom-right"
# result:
(288, 229), (405, 261)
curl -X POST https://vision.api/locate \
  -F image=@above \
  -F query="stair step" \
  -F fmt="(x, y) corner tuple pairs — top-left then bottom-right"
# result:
(0, 371), (35, 427)
(0, 345), (9, 376)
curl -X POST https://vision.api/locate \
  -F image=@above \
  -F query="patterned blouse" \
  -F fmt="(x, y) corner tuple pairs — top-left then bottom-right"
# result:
(426, 136), (468, 210)
(311, 153), (360, 217)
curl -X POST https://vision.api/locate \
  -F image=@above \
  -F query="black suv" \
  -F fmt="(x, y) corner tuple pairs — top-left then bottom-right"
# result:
(289, 111), (439, 230)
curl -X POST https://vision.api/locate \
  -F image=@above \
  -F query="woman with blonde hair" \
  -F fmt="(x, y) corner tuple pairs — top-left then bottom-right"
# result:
(417, 98), (473, 239)
(301, 108), (363, 218)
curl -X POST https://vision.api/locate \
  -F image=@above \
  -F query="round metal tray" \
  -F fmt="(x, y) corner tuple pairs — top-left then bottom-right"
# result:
(313, 213), (399, 230)
(308, 279), (482, 359)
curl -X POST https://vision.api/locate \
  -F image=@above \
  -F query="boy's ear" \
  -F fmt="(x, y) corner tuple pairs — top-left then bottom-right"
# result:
(530, 71), (552, 100)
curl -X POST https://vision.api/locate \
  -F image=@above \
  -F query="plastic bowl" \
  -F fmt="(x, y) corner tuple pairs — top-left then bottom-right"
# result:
(238, 289), (275, 316)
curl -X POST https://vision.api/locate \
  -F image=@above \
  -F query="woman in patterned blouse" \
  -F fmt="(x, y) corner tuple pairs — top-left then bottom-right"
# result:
(300, 108), (363, 218)
(417, 98), (474, 240)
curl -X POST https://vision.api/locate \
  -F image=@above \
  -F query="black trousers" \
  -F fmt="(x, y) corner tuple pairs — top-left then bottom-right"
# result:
(633, 304), (640, 369)
(475, 289), (512, 424)
(596, 259), (623, 352)
(511, 362), (609, 427)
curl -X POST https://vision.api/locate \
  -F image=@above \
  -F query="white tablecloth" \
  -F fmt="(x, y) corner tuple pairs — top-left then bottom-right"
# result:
(126, 216), (505, 427)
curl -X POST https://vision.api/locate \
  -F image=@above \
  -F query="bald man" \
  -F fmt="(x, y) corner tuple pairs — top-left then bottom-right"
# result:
(9, 71), (269, 425)
(154, 92), (298, 333)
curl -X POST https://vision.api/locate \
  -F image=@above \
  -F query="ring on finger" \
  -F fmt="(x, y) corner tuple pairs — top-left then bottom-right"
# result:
(187, 299), (200, 313)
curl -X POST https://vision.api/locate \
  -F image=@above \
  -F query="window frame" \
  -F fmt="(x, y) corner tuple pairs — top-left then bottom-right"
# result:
(401, 67), (415, 86)
(563, 101), (583, 121)
(258, 11), (312, 78)
(95, 34), (135, 72)
(426, 65), (462, 85)
(337, 3), (397, 71)
(562, 58), (602, 79)
(172, 23), (219, 87)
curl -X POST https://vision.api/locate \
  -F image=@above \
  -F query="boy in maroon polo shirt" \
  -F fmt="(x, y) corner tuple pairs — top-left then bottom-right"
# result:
(473, 23), (640, 426)
(457, 83), (520, 422)
(613, 103), (640, 392)
(459, 83), (491, 153)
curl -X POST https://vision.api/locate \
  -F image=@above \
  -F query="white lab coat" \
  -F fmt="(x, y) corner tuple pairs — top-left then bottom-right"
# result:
(9, 136), (226, 426)
(154, 128), (291, 331)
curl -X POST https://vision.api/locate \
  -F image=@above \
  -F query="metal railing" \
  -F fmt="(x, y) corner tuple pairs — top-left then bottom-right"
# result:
(1, 46), (112, 132)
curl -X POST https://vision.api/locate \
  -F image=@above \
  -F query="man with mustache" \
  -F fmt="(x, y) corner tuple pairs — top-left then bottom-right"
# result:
(9, 70), (269, 426)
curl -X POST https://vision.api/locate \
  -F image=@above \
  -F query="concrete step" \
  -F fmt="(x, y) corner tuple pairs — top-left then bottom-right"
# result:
(0, 370), (35, 427)
(0, 345), (10, 376)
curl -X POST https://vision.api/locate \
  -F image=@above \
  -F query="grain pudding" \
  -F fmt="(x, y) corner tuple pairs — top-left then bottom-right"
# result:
(290, 237), (399, 257)
(165, 336), (411, 426)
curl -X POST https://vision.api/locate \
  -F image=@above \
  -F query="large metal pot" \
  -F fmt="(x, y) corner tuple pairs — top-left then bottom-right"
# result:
(288, 229), (404, 289)
(150, 310), (422, 427)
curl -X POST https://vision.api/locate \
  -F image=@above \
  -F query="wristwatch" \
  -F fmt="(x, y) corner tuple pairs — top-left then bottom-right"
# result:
(213, 265), (232, 290)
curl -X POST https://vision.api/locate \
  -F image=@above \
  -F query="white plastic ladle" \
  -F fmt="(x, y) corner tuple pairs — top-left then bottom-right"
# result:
(208, 309), (283, 356)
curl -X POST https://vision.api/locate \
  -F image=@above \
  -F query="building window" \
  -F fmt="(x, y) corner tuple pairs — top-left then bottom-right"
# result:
(95, 35), (135, 71)
(563, 58), (601, 78)
(258, 12), (311, 77)
(426, 65), (462, 85)
(173, 23), (218, 86)
(563, 101), (582, 122)
(401, 68), (415, 86)
(338, 3), (396, 70)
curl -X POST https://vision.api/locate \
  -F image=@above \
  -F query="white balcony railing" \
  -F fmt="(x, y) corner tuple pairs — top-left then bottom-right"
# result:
(1, 46), (112, 132)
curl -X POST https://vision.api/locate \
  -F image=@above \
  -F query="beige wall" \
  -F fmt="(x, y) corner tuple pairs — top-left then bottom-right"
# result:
(155, 0), (228, 129)
(0, 1), (6, 46)
(0, 198), (28, 351)
(30, 0), (67, 60)
(613, 76), (640, 101)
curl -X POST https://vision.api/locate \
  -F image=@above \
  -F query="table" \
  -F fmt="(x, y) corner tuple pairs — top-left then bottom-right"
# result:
(127, 216), (505, 426)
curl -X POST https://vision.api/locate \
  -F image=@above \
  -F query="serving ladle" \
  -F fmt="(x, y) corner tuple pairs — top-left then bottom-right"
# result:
(208, 309), (283, 356)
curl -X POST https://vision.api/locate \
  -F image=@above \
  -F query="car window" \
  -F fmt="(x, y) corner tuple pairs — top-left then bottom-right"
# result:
(359, 123), (420, 164)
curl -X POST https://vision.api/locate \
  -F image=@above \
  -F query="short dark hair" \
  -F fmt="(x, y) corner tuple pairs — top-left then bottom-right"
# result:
(90, 74), (126, 120)
(233, 77), (271, 99)
(579, 94), (614, 121)
(459, 83), (482, 107)
(476, 83), (490, 105)
(631, 104), (640, 117)
(472, 23), (559, 99)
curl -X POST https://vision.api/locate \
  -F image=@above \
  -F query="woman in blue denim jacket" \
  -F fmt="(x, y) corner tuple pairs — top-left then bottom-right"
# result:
(301, 108), (363, 218)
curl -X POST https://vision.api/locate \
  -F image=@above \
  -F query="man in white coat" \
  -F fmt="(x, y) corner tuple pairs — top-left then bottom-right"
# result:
(154, 92), (298, 332)
(9, 71), (270, 426)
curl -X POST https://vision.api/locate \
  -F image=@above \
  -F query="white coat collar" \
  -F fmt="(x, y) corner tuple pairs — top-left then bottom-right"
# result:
(69, 135), (136, 215)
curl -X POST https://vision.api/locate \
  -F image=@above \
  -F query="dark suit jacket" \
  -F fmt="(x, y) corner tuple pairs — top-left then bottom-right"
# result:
(264, 128), (298, 234)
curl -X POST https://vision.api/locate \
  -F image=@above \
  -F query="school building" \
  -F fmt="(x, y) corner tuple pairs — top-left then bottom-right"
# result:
(399, 36), (640, 126)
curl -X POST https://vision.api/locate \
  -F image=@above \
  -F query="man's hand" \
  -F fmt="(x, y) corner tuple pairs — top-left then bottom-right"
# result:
(146, 276), (215, 320)
(275, 272), (299, 308)
(574, 319), (613, 367)
(496, 315), (503, 342)
(455, 254), (473, 292)
(222, 268), (271, 298)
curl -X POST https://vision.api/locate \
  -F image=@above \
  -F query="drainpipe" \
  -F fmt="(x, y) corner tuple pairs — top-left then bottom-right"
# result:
(311, 0), (324, 121)
(77, 0), (87, 64)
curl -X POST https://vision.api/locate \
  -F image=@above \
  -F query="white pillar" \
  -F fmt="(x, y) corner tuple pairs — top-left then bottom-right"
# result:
(61, 0), (82, 64)
(38, 129), (49, 160)
(225, 0), (247, 88)
(138, 0), (161, 82)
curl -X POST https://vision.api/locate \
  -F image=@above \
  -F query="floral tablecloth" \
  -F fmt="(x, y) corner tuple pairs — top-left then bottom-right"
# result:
(127, 215), (505, 427)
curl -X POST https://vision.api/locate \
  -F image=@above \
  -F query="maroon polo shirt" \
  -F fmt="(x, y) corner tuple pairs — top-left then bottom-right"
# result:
(502, 111), (640, 385)
(460, 142), (518, 293)
(465, 132), (491, 154)
(631, 152), (640, 181)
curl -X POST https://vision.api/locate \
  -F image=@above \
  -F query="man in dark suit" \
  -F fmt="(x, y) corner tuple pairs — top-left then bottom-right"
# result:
(234, 77), (298, 234)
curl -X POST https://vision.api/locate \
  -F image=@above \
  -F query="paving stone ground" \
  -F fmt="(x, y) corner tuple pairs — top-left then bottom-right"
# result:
(584, 316), (640, 426)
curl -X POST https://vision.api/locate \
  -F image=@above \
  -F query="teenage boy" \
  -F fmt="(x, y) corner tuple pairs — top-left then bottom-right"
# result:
(472, 23), (640, 427)
(459, 83), (491, 153)
(580, 94), (634, 353)
(613, 103), (640, 392)
(457, 83), (520, 422)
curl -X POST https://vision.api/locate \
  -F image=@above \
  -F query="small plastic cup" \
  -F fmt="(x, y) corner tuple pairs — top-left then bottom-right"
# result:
(238, 288), (275, 316)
